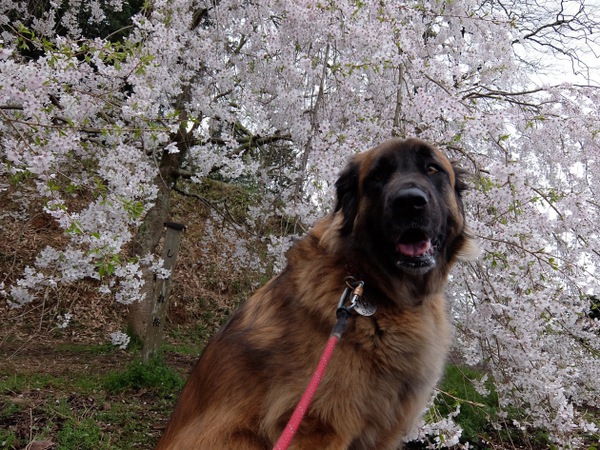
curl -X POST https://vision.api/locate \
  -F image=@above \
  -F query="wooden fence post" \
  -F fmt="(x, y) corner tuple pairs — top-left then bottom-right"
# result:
(141, 222), (185, 363)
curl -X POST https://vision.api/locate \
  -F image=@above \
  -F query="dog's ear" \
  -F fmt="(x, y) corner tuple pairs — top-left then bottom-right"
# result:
(450, 163), (480, 261)
(456, 228), (481, 261)
(334, 161), (360, 235)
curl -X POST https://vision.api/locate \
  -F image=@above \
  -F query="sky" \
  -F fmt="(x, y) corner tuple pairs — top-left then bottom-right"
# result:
(524, 0), (600, 87)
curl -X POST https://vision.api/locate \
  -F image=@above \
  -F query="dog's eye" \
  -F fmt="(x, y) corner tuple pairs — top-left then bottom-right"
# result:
(372, 171), (386, 182)
(426, 164), (441, 176)
(370, 168), (389, 183)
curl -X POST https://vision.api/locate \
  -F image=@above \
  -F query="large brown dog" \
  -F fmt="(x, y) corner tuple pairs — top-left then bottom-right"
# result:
(156, 138), (478, 450)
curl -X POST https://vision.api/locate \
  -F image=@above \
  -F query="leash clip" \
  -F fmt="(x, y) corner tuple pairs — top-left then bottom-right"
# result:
(337, 278), (376, 317)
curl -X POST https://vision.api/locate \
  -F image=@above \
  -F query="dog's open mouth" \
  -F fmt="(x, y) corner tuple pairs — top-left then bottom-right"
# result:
(395, 229), (437, 272)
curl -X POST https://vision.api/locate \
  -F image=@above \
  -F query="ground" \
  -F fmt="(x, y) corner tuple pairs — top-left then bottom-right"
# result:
(0, 311), (201, 449)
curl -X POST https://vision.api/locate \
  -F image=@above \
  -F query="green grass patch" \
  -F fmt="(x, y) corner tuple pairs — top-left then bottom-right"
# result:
(0, 373), (57, 394)
(161, 340), (204, 356)
(430, 364), (554, 449)
(435, 364), (498, 444)
(102, 357), (184, 397)
(0, 429), (18, 449)
(56, 417), (104, 450)
(0, 400), (22, 422)
(0, 366), (176, 449)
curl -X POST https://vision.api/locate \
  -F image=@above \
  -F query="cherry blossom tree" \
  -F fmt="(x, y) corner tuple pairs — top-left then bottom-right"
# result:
(1, 0), (599, 446)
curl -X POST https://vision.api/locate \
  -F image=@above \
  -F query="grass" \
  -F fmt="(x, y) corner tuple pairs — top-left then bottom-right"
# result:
(435, 364), (498, 444)
(56, 418), (104, 450)
(103, 356), (185, 396)
(0, 373), (55, 393)
(0, 353), (186, 449)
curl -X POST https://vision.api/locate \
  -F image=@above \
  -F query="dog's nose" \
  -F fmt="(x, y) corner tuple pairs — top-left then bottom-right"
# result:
(393, 187), (429, 210)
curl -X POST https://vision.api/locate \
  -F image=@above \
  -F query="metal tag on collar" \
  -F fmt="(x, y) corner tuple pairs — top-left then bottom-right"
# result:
(338, 279), (377, 317)
(353, 295), (377, 316)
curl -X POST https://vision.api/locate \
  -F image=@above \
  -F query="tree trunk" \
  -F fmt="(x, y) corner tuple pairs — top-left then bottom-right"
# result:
(127, 88), (194, 340)
(127, 167), (173, 338)
(141, 222), (185, 362)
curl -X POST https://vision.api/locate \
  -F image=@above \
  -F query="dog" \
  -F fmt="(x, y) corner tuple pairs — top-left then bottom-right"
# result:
(156, 138), (478, 449)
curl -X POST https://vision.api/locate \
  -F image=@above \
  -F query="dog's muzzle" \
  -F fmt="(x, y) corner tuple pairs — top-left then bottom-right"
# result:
(389, 187), (438, 274)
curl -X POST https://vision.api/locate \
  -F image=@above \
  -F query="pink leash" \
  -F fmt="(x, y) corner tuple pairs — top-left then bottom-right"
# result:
(272, 334), (341, 450)
(272, 281), (364, 450)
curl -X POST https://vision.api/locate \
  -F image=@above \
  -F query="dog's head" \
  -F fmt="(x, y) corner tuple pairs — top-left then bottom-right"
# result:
(333, 138), (478, 278)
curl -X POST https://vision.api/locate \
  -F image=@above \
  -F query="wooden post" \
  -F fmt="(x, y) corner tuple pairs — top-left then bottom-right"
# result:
(141, 222), (185, 363)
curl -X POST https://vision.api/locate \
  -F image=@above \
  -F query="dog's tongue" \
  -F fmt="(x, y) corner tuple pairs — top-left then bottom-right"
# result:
(396, 239), (431, 257)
